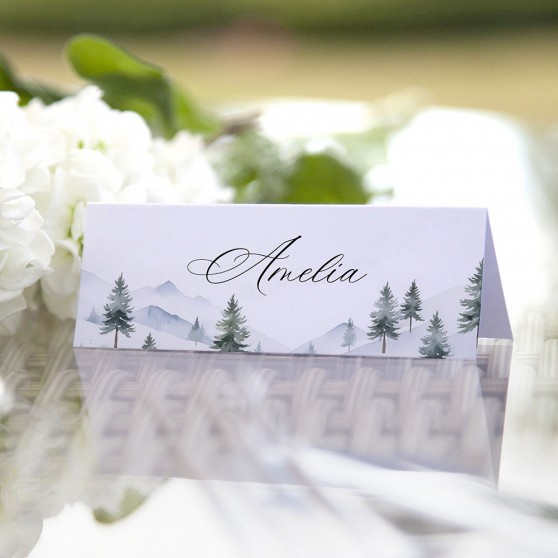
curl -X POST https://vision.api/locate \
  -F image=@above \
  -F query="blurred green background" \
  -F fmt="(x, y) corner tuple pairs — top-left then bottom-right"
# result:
(1, 0), (558, 124)
(1, 0), (558, 32)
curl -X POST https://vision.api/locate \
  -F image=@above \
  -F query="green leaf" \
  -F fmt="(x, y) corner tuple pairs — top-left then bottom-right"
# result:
(215, 131), (370, 204)
(93, 488), (149, 524)
(281, 152), (367, 204)
(0, 54), (64, 105)
(214, 130), (288, 203)
(65, 34), (221, 138)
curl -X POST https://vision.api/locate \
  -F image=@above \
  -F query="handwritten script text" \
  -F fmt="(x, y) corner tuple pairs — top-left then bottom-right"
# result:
(187, 236), (367, 295)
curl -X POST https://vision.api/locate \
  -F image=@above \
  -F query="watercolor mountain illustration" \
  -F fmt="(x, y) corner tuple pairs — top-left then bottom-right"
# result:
(75, 271), (291, 353)
(291, 285), (475, 357)
(347, 285), (471, 357)
(74, 271), (477, 357)
(294, 322), (369, 355)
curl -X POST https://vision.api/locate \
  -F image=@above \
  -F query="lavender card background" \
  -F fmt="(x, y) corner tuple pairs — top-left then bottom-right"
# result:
(74, 204), (495, 358)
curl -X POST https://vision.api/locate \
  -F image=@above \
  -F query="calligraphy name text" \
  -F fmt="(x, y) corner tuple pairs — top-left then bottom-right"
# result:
(187, 235), (367, 295)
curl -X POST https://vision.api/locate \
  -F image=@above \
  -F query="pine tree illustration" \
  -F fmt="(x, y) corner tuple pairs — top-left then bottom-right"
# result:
(211, 294), (250, 352)
(85, 307), (102, 325)
(341, 318), (357, 352)
(307, 341), (316, 355)
(368, 282), (400, 354)
(458, 259), (483, 343)
(99, 273), (135, 348)
(142, 332), (157, 350)
(419, 311), (451, 359)
(400, 279), (424, 332)
(255, 341), (262, 353)
(188, 316), (206, 345)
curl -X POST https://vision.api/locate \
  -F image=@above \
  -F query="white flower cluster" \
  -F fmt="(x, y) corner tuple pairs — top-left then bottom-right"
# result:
(0, 87), (232, 326)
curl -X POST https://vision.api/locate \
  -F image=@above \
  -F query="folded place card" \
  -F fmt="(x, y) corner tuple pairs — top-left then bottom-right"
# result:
(73, 204), (512, 359)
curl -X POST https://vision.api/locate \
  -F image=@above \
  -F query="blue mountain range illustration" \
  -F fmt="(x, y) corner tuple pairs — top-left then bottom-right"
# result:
(76, 271), (289, 352)
(134, 305), (194, 340)
(75, 270), (474, 357)
(153, 280), (184, 298)
(294, 321), (369, 355)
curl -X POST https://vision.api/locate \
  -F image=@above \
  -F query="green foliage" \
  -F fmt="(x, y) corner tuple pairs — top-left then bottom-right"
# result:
(283, 152), (367, 204)
(65, 34), (221, 138)
(0, 34), (389, 204)
(0, 0), (556, 33)
(0, 54), (63, 105)
(215, 130), (368, 204)
(215, 130), (288, 202)
(93, 488), (150, 524)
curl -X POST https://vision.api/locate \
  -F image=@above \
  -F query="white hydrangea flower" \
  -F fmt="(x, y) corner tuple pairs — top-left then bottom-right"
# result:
(0, 188), (53, 325)
(0, 139), (25, 190)
(0, 93), (54, 329)
(35, 86), (153, 173)
(0, 86), (231, 323)
(151, 131), (233, 203)
(28, 88), (158, 318)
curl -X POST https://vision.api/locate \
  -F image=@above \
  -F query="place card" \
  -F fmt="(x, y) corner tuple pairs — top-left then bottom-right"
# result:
(73, 204), (511, 359)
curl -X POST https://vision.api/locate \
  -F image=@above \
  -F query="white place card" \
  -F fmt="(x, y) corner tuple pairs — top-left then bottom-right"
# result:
(74, 204), (511, 359)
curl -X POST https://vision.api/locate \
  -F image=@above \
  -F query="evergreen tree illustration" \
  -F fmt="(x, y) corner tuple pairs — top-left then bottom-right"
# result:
(142, 332), (157, 350)
(188, 316), (206, 345)
(419, 311), (451, 359)
(188, 317), (200, 343)
(99, 273), (135, 348)
(367, 282), (400, 354)
(255, 341), (262, 353)
(307, 341), (316, 355)
(400, 279), (424, 332)
(211, 294), (250, 352)
(85, 307), (101, 325)
(457, 259), (483, 344)
(341, 318), (357, 352)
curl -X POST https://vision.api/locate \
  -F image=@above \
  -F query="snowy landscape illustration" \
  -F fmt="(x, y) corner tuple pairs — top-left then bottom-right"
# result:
(74, 262), (482, 359)
(74, 204), (496, 359)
